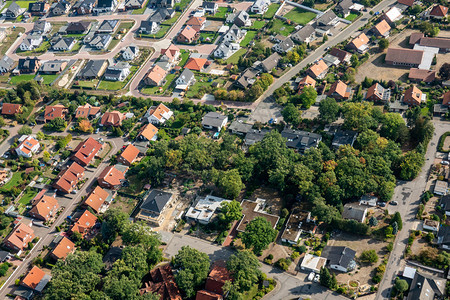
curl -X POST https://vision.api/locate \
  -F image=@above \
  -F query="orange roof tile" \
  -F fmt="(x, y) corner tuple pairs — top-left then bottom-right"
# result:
(29, 195), (59, 221)
(71, 210), (97, 237)
(328, 80), (350, 99)
(196, 290), (222, 300)
(404, 86), (423, 106)
(100, 111), (125, 127)
(98, 165), (127, 187)
(17, 136), (39, 155)
(151, 103), (171, 121)
(298, 75), (316, 90)
(138, 123), (158, 141)
(21, 266), (45, 290)
(83, 186), (109, 212)
(308, 60), (328, 78)
(430, 5), (448, 17)
(161, 44), (180, 61)
(75, 104), (100, 118)
(374, 20), (391, 36)
(179, 25), (198, 41)
(146, 65), (167, 86)
(118, 144), (140, 166)
(185, 58), (207, 71)
(53, 162), (85, 194)
(350, 33), (369, 49)
(72, 137), (103, 166)
(2, 103), (22, 115)
(443, 91), (450, 106)
(51, 236), (75, 260)
(4, 223), (34, 251)
(44, 104), (67, 121)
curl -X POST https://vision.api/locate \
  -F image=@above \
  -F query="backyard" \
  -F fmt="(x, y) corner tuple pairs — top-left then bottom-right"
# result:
(185, 76), (225, 98)
(264, 3), (280, 19)
(269, 19), (296, 36)
(0, 28), (25, 55)
(97, 66), (138, 91)
(18, 188), (37, 206)
(72, 79), (99, 89)
(40, 74), (59, 85)
(345, 13), (359, 21)
(141, 73), (176, 95)
(241, 31), (257, 47)
(212, 7), (228, 19)
(139, 25), (171, 39)
(250, 20), (266, 30)
(284, 8), (316, 25)
(2, 172), (23, 191)
(178, 50), (190, 67)
(2, 0), (35, 10)
(9, 75), (36, 85)
(226, 48), (247, 64)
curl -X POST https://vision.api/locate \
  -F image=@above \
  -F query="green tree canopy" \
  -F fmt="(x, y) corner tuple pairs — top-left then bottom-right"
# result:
(227, 250), (261, 292)
(281, 103), (301, 126)
(319, 97), (340, 123)
(300, 86), (317, 109)
(101, 208), (129, 243)
(242, 217), (277, 255)
(360, 249), (379, 264)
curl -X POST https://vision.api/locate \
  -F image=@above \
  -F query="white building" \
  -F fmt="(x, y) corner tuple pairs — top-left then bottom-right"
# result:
(19, 35), (43, 51)
(300, 254), (327, 273)
(250, 0), (270, 14)
(214, 42), (240, 59)
(16, 135), (40, 158)
(144, 103), (173, 125)
(185, 195), (231, 224)
(122, 45), (139, 61)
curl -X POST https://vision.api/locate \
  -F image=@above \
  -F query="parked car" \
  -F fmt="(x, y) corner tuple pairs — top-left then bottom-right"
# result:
(314, 274), (320, 282)
(441, 161), (449, 165)
(378, 202), (386, 207)
(390, 201), (398, 205)
(307, 272), (315, 281)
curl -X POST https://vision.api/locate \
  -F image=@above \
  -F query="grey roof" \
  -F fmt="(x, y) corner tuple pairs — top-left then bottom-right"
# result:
(52, 37), (75, 49)
(244, 129), (269, 146)
(89, 34), (112, 48)
(18, 57), (40, 70)
(226, 24), (243, 42)
(141, 189), (173, 213)
(437, 225), (450, 247)
(178, 68), (194, 83)
(104, 68), (124, 80)
(281, 128), (322, 152)
(50, 1), (69, 15)
(97, 0), (115, 8)
(336, 0), (354, 14)
(98, 19), (118, 32)
(260, 52), (281, 72)
(342, 203), (366, 222)
(66, 21), (90, 33)
(0, 55), (14, 71)
(148, 8), (174, 23)
(40, 60), (66, 73)
(202, 112), (227, 128)
(291, 25), (315, 42)
(79, 60), (106, 78)
(234, 10), (250, 27)
(407, 272), (445, 300)
(316, 10), (337, 26)
(202, 1), (216, 9)
(32, 20), (49, 33)
(389, 100), (409, 111)
(7, 2), (21, 15)
(332, 130), (358, 148)
(434, 104), (448, 114)
(440, 195), (450, 211)
(29, 1), (47, 13)
(235, 67), (258, 89)
(123, 44), (138, 56)
(0, 250), (9, 261)
(108, 61), (130, 70)
(321, 246), (356, 269)
(228, 121), (253, 134)
(275, 37), (294, 52)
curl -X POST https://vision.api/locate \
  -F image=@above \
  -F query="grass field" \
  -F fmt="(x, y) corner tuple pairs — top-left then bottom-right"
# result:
(264, 3), (280, 19)
(117, 21), (135, 33)
(2, 0), (35, 10)
(2, 172), (23, 191)
(40, 75), (59, 85)
(284, 8), (316, 25)
(73, 79), (98, 89)
(186, 76), (225, 98)
(174, 0), (190, 12)
(226, 48), (246, 64)
(240, 31), (257, 47)
(250, 20), (266, 30)
(199, 32), (217, 43)
(107, 39), (120, 51)
(178, 50), (190, 67)
(345, 13), (359, 21)
(0, 27), (25, 55)
(141, 73), (176, 95)
(162, 12), (181, 25)
(9, 74), (35, 85)
(213, 7), (228, 19)
(269, 19), (296, 36)
(18, 189), (37, 206)
(140, 25), (171, 39)
(17, 41), (51, 56)
(98, 66), (138, 90)
(131, 0), (148, 14)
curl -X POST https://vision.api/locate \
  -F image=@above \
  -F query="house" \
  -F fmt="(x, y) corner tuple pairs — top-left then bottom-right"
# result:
(78, 60), (108, 79)
(73, 0), (97, 15)
(52, 37), (77, 52)
(233, 11), (251, 27)
(19, 35), (43, 51)
(144, 65), (167, 86)
(160, 44), (180, 63)
(175, 68), (195, 90)
(300, 254), (327, 273)
(214, 42), (240, 59)
(70, 210), (97, 237)
(202, 1), (218, 14)
(434, 180), (448, 196)
(136, 189), (174, 225)
(323, 54), (341, 67)
(185, 57), (208, 72)
(228, 121), (252, 135)
(385, 48), (424, 68)
(396, 0), (413, 7)
(28, 2), (50, 15)
(382, 7), (402, 25)
(139, 19), (160, 34)
(32, 21), (52, 34)
(93, 0), (118, 13)
(321, 246), (356, 272)
(235, 67), (258, 89)
(97, 20), (119, 33)
(3, 223), (34, 253)
(202, 112), (228, 131)
(237, 199), (279, 232)
(28, 195), (59, 221)
(335, 0), (363, 17)
(223, 24), (245, 43)
(89, 34), (113, 50)
(5, 2), (21, 19)
(2, 103), (22, 116)
(104, 62), (130, 81)
(250, 0), (270, 14)
(186, 16), (206, 32)
(44, 105), (68, 122)
(177, 26), (199, 44)
(40, 60), (68, 75)
(144, 103), (173, 125)
(332, 130), (358, 148)
(365, 83), (391, 102)
(83, 186), (112, 213)
(437, 226), (450, 250)
(244, 129), (269, 146)
(298, 75), (316, 92)
(406, 271), (446, 300)
(259, 52), (281, 73)
(329, 48), (351, 64)
(440, 195), (450, 216)
(72, 137), (103, 166)
(272, 37), (294, 54)
(148, 8), (175, 23)
(50, 1), (71, 16)
(423, 219), (439, 232)
(281, 209), (317, 245)
(66, 21), (91, 34)
(186, 195), (230, 224)
(100, 111), (125, 127)
(0, 55), (15, 73)
(16, 57), (41, 74)
(306, 59), (328, 79)
(281, 128), (322, 152)
(359, 195), (377, 207)
(16, 135), (40, 158)
(75, 104), (101, 119)
(403, 85), (426, 106)
(372, 20), (391, 37)
(197, 263), (232, 297)
(316, 10), (339, 28)
(139, 264), (182, 299)
(433, 104), (448, 117)
(389, 100), (409, 112)
(428, 5), (448, 19)
(418, 37), (450, 53)
(148, 0), (174, 8)
(98, 164), (128, 190)
(347, 32), (369, 54)
(137, 123), (159, 141)
(291, 25), (316, 44)
(117, 144), (140, 166)
(342, 203), (367, 223)
(21, 266), (51, 292)
(124, 0), (146, 9)
(444, 91), (450, 106)
(122, 44), (139, 60)
(328, 80), (351, 100)
(408, 68), (436, 83)
(53, 162), (85, 194)
(50, 237), (75, 260)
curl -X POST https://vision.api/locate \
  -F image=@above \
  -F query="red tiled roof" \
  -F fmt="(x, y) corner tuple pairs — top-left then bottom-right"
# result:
(430, 5), (448, 17)
(373, 20), (391, 36)
(71, 210), (97, 237)
(329, 48), (350, 63)
(179, 25), (198, 41)
(83, 186), (109, 212)
(75, 104), (100, 118)
(349, 33), (369, 49)
(138, 123), (158, 141)
(140, 264), (182, 300)
(118, 144), (140, 166)
(53, 162), (85, 194)
(408, 68), (436, 83)
(307, 60), (328, 78)
(161, 44), (180, 61)
(17, 136), (39, 155)
(443, 91), (450, 106)
(328, 80), (350, 98)
(28, 195), (59, 221)
(100, 111), (125, 127)
(150, 103), (171, 121)
(185, 58), (207, 71)
(404, 85), (423, 106)
(196, 290), (222, 300)
(205, 264), (232, 295)
(51, 236), (75, 260)
(72, 137), (103, 166)
(397, 0), (414, 6)
(2, 103), (22, 115)
(98, 165), (127, 187)
(409, 32), (424, 45)
(21, 266), (45, 290)
(44, 105), (67, 121)
(4, 223), (34, 251)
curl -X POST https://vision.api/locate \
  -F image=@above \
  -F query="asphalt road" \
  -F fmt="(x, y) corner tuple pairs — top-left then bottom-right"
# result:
(376, 119), (450, 299)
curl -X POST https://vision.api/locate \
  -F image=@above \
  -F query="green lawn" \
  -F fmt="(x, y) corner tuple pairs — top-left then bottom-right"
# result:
(9, 74), (35, 85)
(40, 75), (59, 85)
(98, 66), (138, 90)
(107, 38), (120, 51)
(186, 76), (225, 98)
(2, 172), (23, 191)
(213, 7), (228, 19)
(345, 13), (359, 21)
(2, 0), (35, 10)
(162, 12), (181, 25)
(178, 50), (190, 67)
(269, 19), (296, 36)
(284, 8), (316, 25)
(17, 41), (51, 56)
(131, 0), (148, 14)
(226, 48), (247, 64)
(141, 73), (176, 95)
(0, 27), (24, 55)
(240, 31), (257, 47)
(250, 20), (266, 30)
(72, 79), (98, 89)
(174, 0), (190, 11)
(263, 3), (280, 19)
(117, 21), (135, 33)
(139, 25), (171, 39)
(199, 32), (217, 43)
(18, 189), (36, 206)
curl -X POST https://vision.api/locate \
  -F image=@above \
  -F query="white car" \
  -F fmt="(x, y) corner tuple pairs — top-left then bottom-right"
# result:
(441, 161), (449, 165)
(307, 272), (315, 281)
(314, 274), (320, 282)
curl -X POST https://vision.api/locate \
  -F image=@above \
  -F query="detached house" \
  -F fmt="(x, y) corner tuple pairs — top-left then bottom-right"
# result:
(365, 83), (390, 102)
(117, 144), (140, 166)
(372, 20), (391, 37)
(250, 0), (270, 14)
(40, 60), (68, 74)
(186, 16), (206, 32)
(136, 189), (174, 225)
(184, 57), (207, 71)
(98, 165), (128, 190)
(104, 61), (131, 82)
(214, 42), (240, 59)
(223, 24), (245, 43)
(138, 123), (159, 141)
(29, 195), (59, 221)
(53, 162), (85, 194)
(328, 80), (351, 100)
(329, 48), (351, 64)
(50, 1), (71, 16)
(16, 135), (40, 158)
(83, 186), (111, 213)
(144, 103), (173, 125)
(100, 111), (125, 127)
(32, 20), (52, 34)
(177, 25), (198, 44)
(2, 103), (21, 116)
(321, 246), (356, 272)
(70, 210), (97, 237)
(175, 68), (195, 90)
(50, 237), (75, 260)
(19, 35), (43, 51)
(78, 60), (108, 79)
(75, 104), (101, 119)
(139, 19), (160, 34)
(144, 65), (167, 86)
(342, 203), (367, 223)
(202, 112), (228, 131)
(298, 75), (316, 92)
(3, 223), (34, 253)
(89, 34), (113, 50)
(28, 2), (50, 16)
(233, 11), (251, 27)
(307, 59), (328, 79)
(21, 266), (51, 292)
(73, 0), (97, 15)
(52, 37), (77, 51)
(281, 128), (322, 153)
(122, 44), (139, 60)
(202, 1), (218, 14)
(5, 2), (22, 19)
(291, 25), (316, 44)
(428, 5), (448, 20)
(0, 55), (15, 73)
(403, 85), (426, 106)
(44, 104), (68, 122)
(160, 43), (180, 63)
(93, 0), (118, 13)
(347, 32), (369, 54)
(124, 0), (146, 9)
(66, 21), (91, 34)
(72, 137), (103, 166)
(97, 20), (119, 33)
(16, 57), (41, 74)
(272, 37), (294, 54)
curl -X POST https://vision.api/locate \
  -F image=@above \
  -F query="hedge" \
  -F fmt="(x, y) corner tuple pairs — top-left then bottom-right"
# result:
(438, 132), (450, 152)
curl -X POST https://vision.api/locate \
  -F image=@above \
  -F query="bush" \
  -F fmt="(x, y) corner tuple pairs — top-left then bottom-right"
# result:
(360, 249), (378, 264)
(438, 132), (450, 152)
(291, 252), (300, 260)
(275, 258), (291, 271)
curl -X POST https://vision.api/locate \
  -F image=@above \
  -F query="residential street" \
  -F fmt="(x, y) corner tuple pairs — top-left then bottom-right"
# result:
(376, 119), (450, 299)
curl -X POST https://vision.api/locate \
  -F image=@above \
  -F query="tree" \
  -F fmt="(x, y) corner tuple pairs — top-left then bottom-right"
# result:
(439, 63), (450, 80)
(319, 97), (340, 123)
(217, 169), (244, 199)
(300, 86), (317, 109)
(286, 51), (300, 63)
(18, 125), (32, 135)
(380, 112), (407, 142)
(242, 217), (277, 255)
(101, 208), (128, 243)
(319, 267), (336, 289)
(369, 216), (378, 227)
(360, 250), (378, 264)
(47, 117), (67, 132)
(56, 134), (72, 150)
(350, 54), (359, 67)
(395, 279), (409, 294)
(410, 5), (422, 15)
(220, 200), (243, 224)
(173, 246), (210, 298)
(419, 22), (439, 37)
(378, 38), (389, 51)
(78, 119), (93, 133)
(398, 150), (424, 180)
(227, 250), (261, 292)
(281, 103), (301, 126)
(391, 212), (403, 230)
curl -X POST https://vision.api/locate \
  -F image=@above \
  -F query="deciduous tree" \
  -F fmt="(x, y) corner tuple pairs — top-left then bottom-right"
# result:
(242, 217), (277, 255)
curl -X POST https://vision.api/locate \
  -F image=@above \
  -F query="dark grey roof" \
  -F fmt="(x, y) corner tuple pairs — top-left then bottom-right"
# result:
(177, 68), (194, 83)
(66, 21), (90, 33)
(434, 104), (448, 114)
(148, 8), (173, 23)
(336, 0), (354, 13)
(97, 0), (114, 8)
(104, 68), (122, 80)
(7, 2), (21, 15)
(276, 37), (294, 52)
(281, 128), (322, 152)
(437, 225), (450, 246)
(228, 121), (252, 134)
(234, 11), (250, 27)
(260, 52), (281, 72)
(244, 129), (269, 146)
(29, 1), (47, 12)
(73, 0), (96, 10)
(202, 1), (216, 9)
(98, 19), (118, 32)
(18, 57), (40, 70)
(316, 10), (337, 26)
(321, 246), (356, 269)
(0, 250), (9, 261)
(407, 272), (445, 300)
(50, 1), (69, 15)
(32, 20), (48, 33)
(202, 112), (227, 128)
(40, 60), (66, 73)
(0, 55), (14, 71)
(342, 203), (366, 222)
(52, 37), (75, 49)
(440, 195), (450, 211)
(291, 24), (315, 42)
(79, 60), (106, 78)
(235, 67), (258, 89)
(89, 34), (112, 48)
(332, 130), (358, 148)
(141, 189), (173, 213)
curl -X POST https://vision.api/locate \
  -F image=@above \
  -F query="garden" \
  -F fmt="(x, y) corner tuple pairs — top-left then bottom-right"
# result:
(268, 19), (296, 37)
(284, 8), (316, 25)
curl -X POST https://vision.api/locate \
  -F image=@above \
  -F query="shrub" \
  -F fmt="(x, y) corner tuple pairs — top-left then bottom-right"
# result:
(275, 258), (291, 271)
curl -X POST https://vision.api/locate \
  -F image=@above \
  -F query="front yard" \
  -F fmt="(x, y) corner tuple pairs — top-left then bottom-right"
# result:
(97, 66), (138, 91)
(9, 74), (36, 85)
(141, 73), (176, 95)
